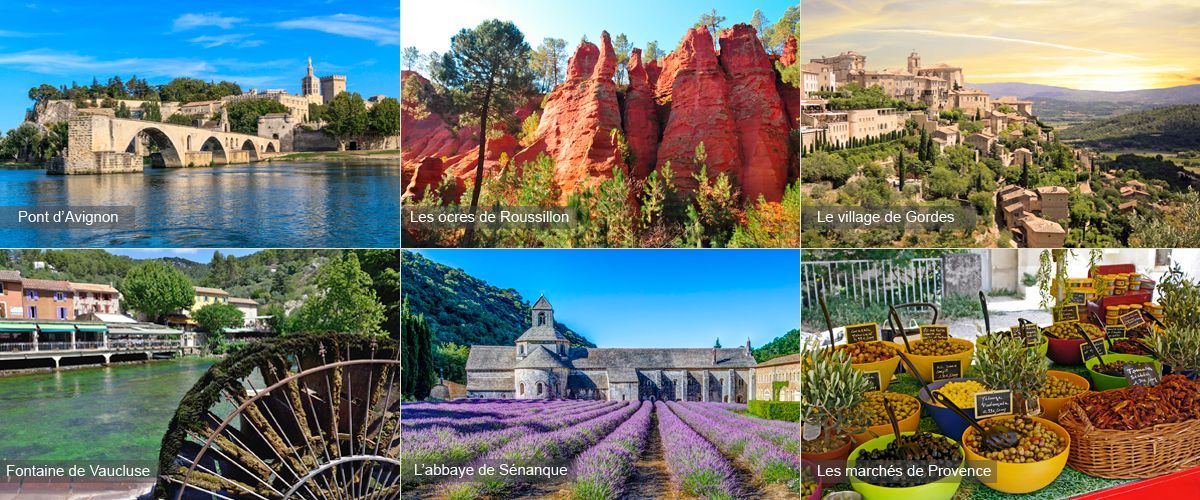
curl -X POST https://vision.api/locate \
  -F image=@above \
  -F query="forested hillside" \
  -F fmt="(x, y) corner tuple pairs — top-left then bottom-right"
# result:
(1058, 104), (1200, 151)
(400, 251), (594, 348)
(754, 328), (800, 362)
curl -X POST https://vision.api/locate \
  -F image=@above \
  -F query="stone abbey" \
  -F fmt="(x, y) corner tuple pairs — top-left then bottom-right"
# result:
(464, 296), (758, 402)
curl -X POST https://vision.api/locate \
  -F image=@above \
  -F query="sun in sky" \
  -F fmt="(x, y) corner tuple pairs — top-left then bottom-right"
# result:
(802, 0), (1200, 91)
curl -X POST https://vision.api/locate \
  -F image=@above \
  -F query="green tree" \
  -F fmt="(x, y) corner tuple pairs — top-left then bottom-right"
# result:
(749, 9), (772, 45)
(307, 103), (326, 123)
(613, 33), (632, 85)
(195, 302), (243, 336)
(323, 91), (369, 148)
(763, 5), (799, 54)
(714, 338), (722, 348)
(401, 300), (435, 399)
(140, 101), (162, 122)
(114, 101), (131, 118)
(694, 8), (726, 46)
(121, 261), (194, 323)
(1021, 157), (1030, 188)
(402, 46), (420, 71)
(644, 41), (663, 63)
(432, 19), (534, 246)
(367, 97), (400, 137)
(158, 77), (241, 102)
(529, 37), (568, 92)
(291, 253), (385, 336)
(434, 342), (469, 384)
(897, 151), (906, 191)
(37, 121), (68, 160)
(27, 84), (61, 106)
(262, 303), (288, 336)
(224, 99), (289, 135)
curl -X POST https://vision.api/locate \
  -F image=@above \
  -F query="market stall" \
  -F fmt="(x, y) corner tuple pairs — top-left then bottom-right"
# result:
(801, 260), (1200, 499)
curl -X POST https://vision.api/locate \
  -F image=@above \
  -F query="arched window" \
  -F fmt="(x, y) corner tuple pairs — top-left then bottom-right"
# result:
(519, 383), (525, 396)
(537, 382), (543, 395)
(537, 312), (546, 326)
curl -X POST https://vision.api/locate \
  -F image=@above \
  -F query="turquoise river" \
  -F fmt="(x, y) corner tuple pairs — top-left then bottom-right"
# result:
(0, 358), (215, 461)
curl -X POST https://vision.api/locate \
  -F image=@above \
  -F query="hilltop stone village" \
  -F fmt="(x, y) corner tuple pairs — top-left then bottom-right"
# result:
(463, 296), (800, 404)
(799, 51), (1123, 247)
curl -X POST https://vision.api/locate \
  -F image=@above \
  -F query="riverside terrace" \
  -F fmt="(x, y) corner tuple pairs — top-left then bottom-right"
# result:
(0, 319), (190, 369)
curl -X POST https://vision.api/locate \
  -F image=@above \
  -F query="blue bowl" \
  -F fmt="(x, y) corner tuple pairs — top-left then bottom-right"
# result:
(918, 377), (983, 442)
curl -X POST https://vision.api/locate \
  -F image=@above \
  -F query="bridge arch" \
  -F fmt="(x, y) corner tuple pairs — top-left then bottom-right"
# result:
(265, 142), (277, 153)
(199, 136), (228, 164)
(121, 126), (184, 168)
(240, 139), (260, 161)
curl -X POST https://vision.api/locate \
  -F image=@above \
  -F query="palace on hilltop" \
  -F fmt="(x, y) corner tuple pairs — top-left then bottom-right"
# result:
(465, 296), (758, 402)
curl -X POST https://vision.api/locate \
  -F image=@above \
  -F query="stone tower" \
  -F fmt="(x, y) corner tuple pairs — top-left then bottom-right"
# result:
(907, 51), (921, 74)
(320, 75), (347, 104)
(515, 295), (568, 359)
(513, 295), (570, 399)
(301, 57), (321, 99)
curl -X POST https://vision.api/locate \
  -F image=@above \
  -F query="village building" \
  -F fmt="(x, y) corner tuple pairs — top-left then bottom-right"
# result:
(191, 286), (230, 313)
(753, 353), (801, 402)
(1120, 185), (1151, 202)
(465, 296), (758, 402)
(70, 282), (120, 316)
(21, 278), (74, 321)
(996, 185), (1070, 247)
(0, 271), (23, 319)
(228, 297), (261, 328)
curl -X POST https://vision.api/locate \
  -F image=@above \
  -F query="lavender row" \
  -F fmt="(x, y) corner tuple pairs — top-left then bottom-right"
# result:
(656, 402), (740, 500)
(667, 402), (801, 487)
(403, 399), (602, 432)
(402, 400), (625, 475)
(569, 401), (654, 500)
(678, 401), (801, 454)
(441, 401), (643, 498)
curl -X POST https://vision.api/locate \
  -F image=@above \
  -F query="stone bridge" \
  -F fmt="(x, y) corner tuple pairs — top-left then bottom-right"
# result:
(51, 114), (281, 174)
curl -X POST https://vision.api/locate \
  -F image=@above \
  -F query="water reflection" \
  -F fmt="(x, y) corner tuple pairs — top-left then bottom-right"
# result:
(0, 162), (399, 247)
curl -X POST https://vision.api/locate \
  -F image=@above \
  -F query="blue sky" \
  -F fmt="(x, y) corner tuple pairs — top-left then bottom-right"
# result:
(0, 0), (398, 130)
(108, 248), (261, 262)
(401, 0), (797, 73)
(411, 249), (800, 349)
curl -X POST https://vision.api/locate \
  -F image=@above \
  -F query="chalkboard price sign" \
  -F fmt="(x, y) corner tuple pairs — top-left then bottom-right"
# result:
(1105, 326), (1127, 340)
(920, 324), (950, 341)
(1069, 292), (1087, 305)
(1123, 362), (1161, 387)
(1056, 305), (1080, 323)
(932, 360), (962, 381)
(845, 323), (880, 344)
(974, 390), (1014, 418)
(1079, 337), (1107, 362)
(1020, 323), (1041, 346)
(1120, 311), (1146, 330)
(863, 370), (882, 391)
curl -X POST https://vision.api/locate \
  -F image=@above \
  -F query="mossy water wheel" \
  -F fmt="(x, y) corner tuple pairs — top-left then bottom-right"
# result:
(156, 333), (400, 499)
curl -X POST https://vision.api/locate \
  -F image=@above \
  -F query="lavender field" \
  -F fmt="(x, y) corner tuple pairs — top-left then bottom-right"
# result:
(401, 399), (803, 499)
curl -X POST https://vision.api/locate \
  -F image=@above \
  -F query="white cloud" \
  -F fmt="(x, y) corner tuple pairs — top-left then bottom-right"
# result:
(173, 12), (246, 32)
(0, 50), (212, 77)
(188, 33), (263, 49)
(275, 14), (397, 45)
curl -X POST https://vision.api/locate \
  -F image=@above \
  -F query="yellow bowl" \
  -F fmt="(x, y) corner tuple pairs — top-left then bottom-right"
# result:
(848, 432), (964, 500)
(830, 342), (902, 391)
(897, 338), (975, 383)
(962, 415), (1071, 494)
(852, 392), (922, 445)
(1038, 370), (1090, 422)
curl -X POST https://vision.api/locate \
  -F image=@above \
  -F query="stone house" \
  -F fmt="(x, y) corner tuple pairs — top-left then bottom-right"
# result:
(753, 353), (801, 402)
(21, 278), (74, 320)
(70, 282), (120, 316)
(228, 297), (260, 327)
(191, 286), (230, 313)
(465, 296), (758, 402)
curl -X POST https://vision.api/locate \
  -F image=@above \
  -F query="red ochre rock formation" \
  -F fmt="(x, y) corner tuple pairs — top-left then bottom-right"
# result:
(655, 27), (742, 192)
(622, 48), (660, 178)
(781, 36), (797, 67)
(529, 31), (626, 195)
(402, 25), (800, 202)
(719, 24), (790, 201)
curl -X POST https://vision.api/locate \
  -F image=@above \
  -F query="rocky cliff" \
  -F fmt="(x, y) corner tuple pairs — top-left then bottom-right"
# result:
(402, 24), (799, 203)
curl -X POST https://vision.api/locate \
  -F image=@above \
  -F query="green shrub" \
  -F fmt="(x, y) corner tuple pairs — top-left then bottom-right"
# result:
(748, 400), (801, 422)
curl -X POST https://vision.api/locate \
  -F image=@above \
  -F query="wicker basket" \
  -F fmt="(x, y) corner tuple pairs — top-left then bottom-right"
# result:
(1058, 400), (1200, 478)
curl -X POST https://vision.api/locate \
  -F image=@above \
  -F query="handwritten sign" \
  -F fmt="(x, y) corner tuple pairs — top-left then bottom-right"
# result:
(863, 370), (882, 392)
(974, 390), (1014, 418)
(1123, 363), (1161, 387)
(920, 324), (950, 341)
(1080, 337), (1108, 363)
(1069, 292), (1088, 305)
(932, 360), (962, 381)
(1056, 305), (1080, 323)
(1120, 311), (1146, 330)
(1025, 397), (1043, 417)
(1020, 323), (1041, 346)
(1105, 326), (1127, 340)
(845, 323), (880, 344)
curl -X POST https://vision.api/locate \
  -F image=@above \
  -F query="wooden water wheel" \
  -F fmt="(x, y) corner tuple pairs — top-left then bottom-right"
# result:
(156, 333), (400, 499)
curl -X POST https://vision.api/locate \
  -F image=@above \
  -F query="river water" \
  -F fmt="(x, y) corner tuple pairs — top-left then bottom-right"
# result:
(0, 358), (214, 461)
(0, 161), (399, 247)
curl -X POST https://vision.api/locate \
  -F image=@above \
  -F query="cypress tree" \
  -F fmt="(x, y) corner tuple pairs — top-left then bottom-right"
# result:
(1021, 157), (1030, 188)
(898, 151), (906, 191)
(401, 300), (416, 398)
(413, 312), (435, 399)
